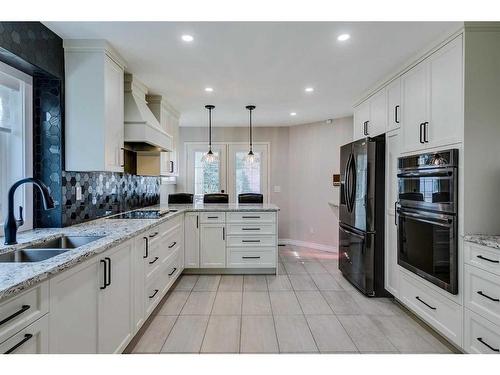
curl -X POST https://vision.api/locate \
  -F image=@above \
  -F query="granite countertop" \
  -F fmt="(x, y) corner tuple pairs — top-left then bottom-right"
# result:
(464, 234), (500, 250)
(0, 203), (279, 301)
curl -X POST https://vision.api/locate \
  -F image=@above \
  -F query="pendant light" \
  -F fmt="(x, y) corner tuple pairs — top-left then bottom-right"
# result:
(244, 105), (259, 165)
(201, 105), (218, 164)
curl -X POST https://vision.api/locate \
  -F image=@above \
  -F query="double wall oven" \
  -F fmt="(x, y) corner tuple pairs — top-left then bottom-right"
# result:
(397, 149), (458, 294)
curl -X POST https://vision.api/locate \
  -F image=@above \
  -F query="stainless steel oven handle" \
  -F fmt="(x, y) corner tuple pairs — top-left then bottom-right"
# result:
(397, 169), (454, 178)
(398, 209), (453, 227)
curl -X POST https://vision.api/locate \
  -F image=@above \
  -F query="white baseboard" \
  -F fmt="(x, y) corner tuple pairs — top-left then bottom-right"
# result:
(278, 238), (337, 253)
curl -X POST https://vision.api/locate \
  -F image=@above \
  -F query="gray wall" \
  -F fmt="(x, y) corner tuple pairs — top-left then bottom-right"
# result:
(178, 116), (353, 250)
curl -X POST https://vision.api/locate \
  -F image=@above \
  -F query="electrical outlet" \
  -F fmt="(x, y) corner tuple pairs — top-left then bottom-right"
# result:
(273, 185), (281, 193)
(76, 186), (82, 201)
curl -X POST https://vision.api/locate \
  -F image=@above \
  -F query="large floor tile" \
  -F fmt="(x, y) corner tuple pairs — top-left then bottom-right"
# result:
(337, 315), (397, 353)
(321, 291), (362, 315)
(302, 261), (328, 274)
(212, 291), (242, 315)
(306, 315), (358, 353)
(243, 275), (268, 291)
(242, 291), (272, 315)
(310, 273), (344, 291)
(218, 275), (243, 291)
(133, 315), (177, 353)
(283, 262), (308, 275)
(193, 275), (221, 292)
(269, 291), (303, 315)
(180, 292), (216, 315)
(277, 263), (286, 274)
(266, 274), (293, 291)
(274, 315), (318, 353)
(348, 293), (399, 316)
(295, 291), (333, 315)
(161, 315), (209, 353)
(158, 291), (190, 316)
(201, 315), (241, 353)
(173, 275), (199, 291)
(289, 274), (318, 291)
(240, 315), (279, 353)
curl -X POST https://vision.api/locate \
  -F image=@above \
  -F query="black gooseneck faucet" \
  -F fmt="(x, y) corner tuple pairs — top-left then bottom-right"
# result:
(3, 178), (55, 245)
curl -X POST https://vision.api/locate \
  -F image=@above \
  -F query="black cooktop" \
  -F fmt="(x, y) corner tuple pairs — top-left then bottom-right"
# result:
(110, 210), (177, 220)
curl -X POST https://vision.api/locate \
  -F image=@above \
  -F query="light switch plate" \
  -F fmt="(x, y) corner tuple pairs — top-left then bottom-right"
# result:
(273, 186), (281, 193)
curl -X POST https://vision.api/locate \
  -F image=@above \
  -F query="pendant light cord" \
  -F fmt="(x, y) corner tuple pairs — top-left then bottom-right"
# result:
(249, 108), (253, 152)
(205, 105), (215, 153)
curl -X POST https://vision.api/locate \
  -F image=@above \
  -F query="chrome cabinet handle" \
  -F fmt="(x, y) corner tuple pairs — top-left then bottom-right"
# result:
(415, 296), (436, 310)
(4, 333), (33, 354)
(149, 257), (159, 265)
(168, 241), (177, 249)
(477, 337), (499, 352)
(0, 305), (30, 327)
(149, 289), (159, 299)
(477, 290), (500, 302)
(477, 255), (499, 263)
(168, 267), (177, 276)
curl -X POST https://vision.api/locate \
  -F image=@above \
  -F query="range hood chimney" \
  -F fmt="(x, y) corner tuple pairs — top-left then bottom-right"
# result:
(124, 73), (173, 152)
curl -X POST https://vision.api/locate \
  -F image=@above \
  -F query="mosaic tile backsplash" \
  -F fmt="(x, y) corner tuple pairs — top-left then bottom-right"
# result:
(61, 172), (160, 227)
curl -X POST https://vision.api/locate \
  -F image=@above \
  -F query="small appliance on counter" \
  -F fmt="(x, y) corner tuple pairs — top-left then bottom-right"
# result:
(396, 149), (459, 294)
(338, 135), (387, 297)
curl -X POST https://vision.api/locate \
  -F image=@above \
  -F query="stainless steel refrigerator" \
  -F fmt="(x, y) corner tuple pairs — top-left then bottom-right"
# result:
(339, 135), (388, 297)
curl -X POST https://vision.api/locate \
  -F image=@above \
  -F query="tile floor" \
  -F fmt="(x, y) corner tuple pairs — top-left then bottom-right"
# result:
(130, 245), (454, 354)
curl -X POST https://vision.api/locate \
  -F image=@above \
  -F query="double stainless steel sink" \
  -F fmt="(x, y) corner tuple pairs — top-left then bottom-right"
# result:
(0, 235), (104, 263)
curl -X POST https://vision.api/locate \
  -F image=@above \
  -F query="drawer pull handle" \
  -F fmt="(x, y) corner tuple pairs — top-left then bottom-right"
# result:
(168, 241), (177, 249)
(242, 256), (261, 259)
(0, 305), (31, 327)
(149, 289), (159, 299)
(477, 255), (499, 263)
(4, 333), (33, 354)
(242, 216), (261, 219)
(207, 216), (219, 219)
(143, 237), (149, 259)
(149, 257), (159, 265)
(242, 240), (261, 243)
(477, 290), (500, 302)
(477, 337), (499, 352)
(242, 228), (260, 231)
(149, 232), (159, 238)
(415, 296), (436, 310)
(168, 267), (177, 276)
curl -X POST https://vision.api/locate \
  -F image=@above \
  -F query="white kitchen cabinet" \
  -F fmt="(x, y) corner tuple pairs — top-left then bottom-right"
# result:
(97, 240), (133, 354)
(386, 78), (401, 131)
(132, 235), (147, 334)
(401, 35), (463, 153)
(0, 315), (48, 354)
(64, 40), (127, 172)
(200, 224), (226, 268)
(184, 212), (200, 268)
(385, 213), (399, 298)
(464, 309), (500, 354)
(49, 259), (99, 354)
(353, 88), (387, 140)
(385, 130), (400, 213)
(353, 101), (369, 141)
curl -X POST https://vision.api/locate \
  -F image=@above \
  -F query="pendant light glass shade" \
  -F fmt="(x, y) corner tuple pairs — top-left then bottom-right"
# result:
(244, 105), (259, 165)
(202, 105), (218, 165)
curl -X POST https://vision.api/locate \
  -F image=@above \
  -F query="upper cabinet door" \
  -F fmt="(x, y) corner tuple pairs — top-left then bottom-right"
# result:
(401, 61), (428, 153)
(427, 35), (463, 148)
(387, 78), (401, 132)
(368, 87), (387, 137)
(353, 101), (369, 141)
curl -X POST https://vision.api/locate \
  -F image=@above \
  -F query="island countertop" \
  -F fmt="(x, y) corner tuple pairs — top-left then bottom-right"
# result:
(464, 234), (500, 250)
(0, 203), (279, 301)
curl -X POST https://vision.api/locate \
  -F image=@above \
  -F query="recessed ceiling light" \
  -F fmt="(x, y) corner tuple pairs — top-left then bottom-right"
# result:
(181, 34), (194, 42)
(337, 34), (350, 42)
(305, 87), (314, 93)
(205, 87), (214, 92)
(290, 112), (297, 116)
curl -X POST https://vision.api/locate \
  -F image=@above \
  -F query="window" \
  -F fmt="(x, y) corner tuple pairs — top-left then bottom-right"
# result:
(234, 151), (261, 196)
(0, 61), (33, 235)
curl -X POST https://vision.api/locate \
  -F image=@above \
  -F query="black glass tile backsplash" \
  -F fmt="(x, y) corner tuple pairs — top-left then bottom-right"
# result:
(61, 172), (160, 226)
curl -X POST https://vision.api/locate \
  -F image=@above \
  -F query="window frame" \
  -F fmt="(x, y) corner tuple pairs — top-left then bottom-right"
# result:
(0, 60), (33, 236)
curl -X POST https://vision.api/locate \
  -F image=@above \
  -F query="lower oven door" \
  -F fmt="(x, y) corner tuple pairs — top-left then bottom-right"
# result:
(397, 207), (458, 294)
(339, 223), (374, 296)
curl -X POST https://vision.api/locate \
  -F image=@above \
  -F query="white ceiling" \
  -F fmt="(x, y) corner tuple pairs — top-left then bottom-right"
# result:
(44, 22), (460, 127)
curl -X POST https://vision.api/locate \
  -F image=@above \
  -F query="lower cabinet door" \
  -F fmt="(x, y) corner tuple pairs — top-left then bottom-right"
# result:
(184, 213), (200, 268)
(464, 309), (500, 354)
(200, 224), (226, 268)
(49, 259), (99, 353)
(0, 315), (49, 354)
(98, 241), (133, 354)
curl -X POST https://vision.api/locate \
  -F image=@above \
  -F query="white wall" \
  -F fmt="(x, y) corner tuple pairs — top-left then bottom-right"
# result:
(177, 117), (353, 250)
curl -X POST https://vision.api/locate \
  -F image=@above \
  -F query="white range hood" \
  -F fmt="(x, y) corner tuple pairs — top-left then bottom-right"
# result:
(124, 73), (173, 152)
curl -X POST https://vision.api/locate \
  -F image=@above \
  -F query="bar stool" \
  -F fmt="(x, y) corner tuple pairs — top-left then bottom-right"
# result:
(203, 193), (229, 203)
(238, 193), (264, 204)
(168, 193), (194, 204)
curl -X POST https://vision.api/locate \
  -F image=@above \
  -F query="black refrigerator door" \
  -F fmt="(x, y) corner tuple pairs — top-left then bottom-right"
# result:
(339, 143), (352, 224)
(338, 223), (375, 296)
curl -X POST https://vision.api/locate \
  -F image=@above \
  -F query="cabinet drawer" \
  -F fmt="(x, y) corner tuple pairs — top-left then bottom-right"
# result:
(0, 281), (49, 344)
(227, 248), (277, 268)
(227, 212), (275, 223)
(227, 235), (276, 247)
(159, 225), (182, 262)
(145, 241), (162, 282)
(144, 276), (163, 317)
(464, 309), (500, 354)
(227, 223), (275, 235)
(465, 264), (500, 326)
(0, 314), (48, 354)
(200, 212), (226, 224)
(399, 272), (462, 346)
(160, 249), (183, 295)
(465, 241), (500, 277)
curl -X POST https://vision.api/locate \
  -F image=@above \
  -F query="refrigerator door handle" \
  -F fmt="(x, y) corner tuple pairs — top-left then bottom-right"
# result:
(349, 154), (357, 212)
(344, 154), (352, 212)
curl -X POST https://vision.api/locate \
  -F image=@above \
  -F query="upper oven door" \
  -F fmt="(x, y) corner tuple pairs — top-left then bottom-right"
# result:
(397, 167), (457, 213)
(397, 207), (458, 294)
